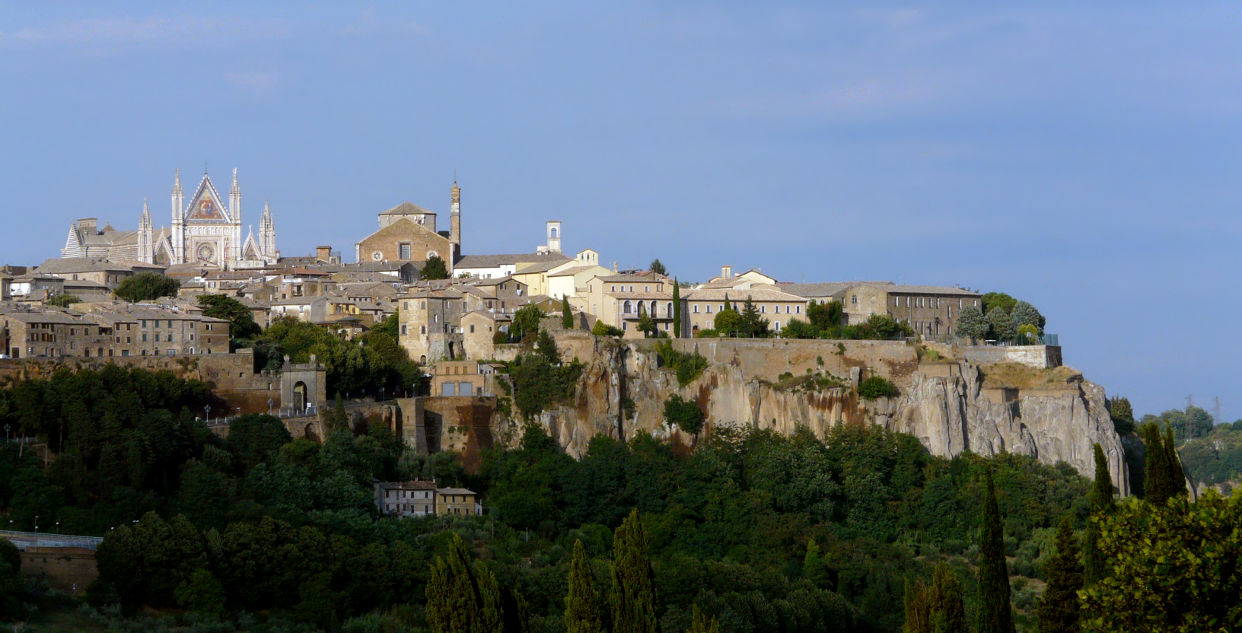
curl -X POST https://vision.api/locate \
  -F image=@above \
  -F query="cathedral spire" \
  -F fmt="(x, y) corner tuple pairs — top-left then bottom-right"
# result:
(172, 169), (182, 195)
(231, 167), (240, 194)
(141, 198), (151, 225)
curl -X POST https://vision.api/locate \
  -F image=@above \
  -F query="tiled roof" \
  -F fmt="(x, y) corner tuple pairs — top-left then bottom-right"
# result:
(456, 253), (571, 269)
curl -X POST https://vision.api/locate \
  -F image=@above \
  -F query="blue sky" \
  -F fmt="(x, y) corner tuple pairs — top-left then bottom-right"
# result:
(2, 2), (1240, 420)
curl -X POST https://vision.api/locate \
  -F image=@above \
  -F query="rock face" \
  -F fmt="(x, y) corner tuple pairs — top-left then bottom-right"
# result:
(510, 339), (1130, 496)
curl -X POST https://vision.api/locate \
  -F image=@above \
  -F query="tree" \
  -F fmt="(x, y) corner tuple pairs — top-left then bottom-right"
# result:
(956, 305), (988, 341)
(807, 300), (844, 333)
(562, 296), (574, 330)
(712, 308), (741, 337)
(1035, 517), (1083, 633)
(902, 578), (931, 633)
(977, 470), (1014, 633)
(1108, 397), (1136, 435)
(982, 292), (1017, 315)
(0, 538), (22, 620)
(114, 272), (180, 302)
(1080, 491), (1242, 632)
(649, 259), (666, 276)
(46, 293), (81, 307)
(987, 307), (1017, 342)
(1083, 443), (1114, 585)
(565, 540), (604, 633)
(198, 294), (261, 343)
(1010, 301), (1044, 332)
(686, 604), (720, 633)
(611, 508), (657, 633)
(512, 305), (544, 343)
(738, 298), (769, 338)
(671, 280), (681, 338)
(1142, 423), (1185, 504)
(420, 256), (450, 280)
(592, 321), (623, 337)
(802, 538), (834, 589)
(664, 395), (704, 437)
(175, 568), (226, 618)
(426, 533), (527, 633)
(636, 302), (656, 338)
(928, 562), (966, 633)
(1162, 425), (1187, 498)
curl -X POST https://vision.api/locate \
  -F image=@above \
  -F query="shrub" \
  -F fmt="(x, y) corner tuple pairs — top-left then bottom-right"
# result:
(655, 341), (709, 387)
(858, 376), (899, 400)
(592, 321), (624, 337)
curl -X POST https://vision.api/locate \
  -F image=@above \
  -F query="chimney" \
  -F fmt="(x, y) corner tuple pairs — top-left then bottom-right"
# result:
(315, 245), (332, 262)
(612, 261), (618, 272)
(79, 218), (99, 235)
(721, 265), (732, 279)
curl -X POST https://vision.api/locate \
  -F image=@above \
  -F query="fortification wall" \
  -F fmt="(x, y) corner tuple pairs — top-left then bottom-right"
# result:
(21, 548), (97, 593)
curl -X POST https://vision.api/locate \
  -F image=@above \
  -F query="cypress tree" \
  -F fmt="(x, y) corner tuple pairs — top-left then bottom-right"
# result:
(723, 294), (731, 312)
(565, 540), (604, 633)
(802, 537), (834, 589)
(1035, 517), (1083, 633)
(1163, 426), (1187, 499)
(977, 469), (1015, 633)
(610, 509), (658, 633)
(562, 296), (574, 330)
(1142, 423), (1173, 504)
(686, 604), (720, 633)
(426, 534), (526, 633)
(929, 562), (966, 633)
(671, 280), (681, 338)
(1083, 443), (1114, 585)
(902, 578), (931, 633)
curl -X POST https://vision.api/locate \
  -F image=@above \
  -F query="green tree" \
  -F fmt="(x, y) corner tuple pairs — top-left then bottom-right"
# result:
(611, 508), (657, 633)
(197, 294), (262, 343)
(738, 298), (769, 338)
(956, 304), (988, 341)
(982, 292), (1017, 315)
(664, 395), (704, 437)
(1083, 443), (1114, 585)
(46, 293), (81, 307)
(1142, 423), (1186, 504)
(1035, 517), (1083, 633)
(802, 537), (834, 589)
(686, 604), (720, 633)
(426, 533), (525, 633)
(512, 305), (544, 343)
(712, 308), (742, 337)
(928, 562), (966, 633)
(565, 540), (604, 633)
(1079, 492), (1242, 632)
(807, 300), (844, 333)
(977, 470), (1014, 633)
(420, 256), (450, 280)
(175, 568), (227, 618)
(902, 578), (931, 633)
(987, 307), (1017, 342)
(592, 320), (623, 337)
(562, 295), (574, 330)
(0, 538), (23, 620)
(671, 280), (681, 338)
(1107, 397), (1136, 434)
(114, 272), (180, 302)
(1010, 300), (1044, 332)
(649, 259), (666, 276)
(636, 302), (656, 338)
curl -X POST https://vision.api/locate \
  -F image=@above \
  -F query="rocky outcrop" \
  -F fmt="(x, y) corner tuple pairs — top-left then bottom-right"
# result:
(507, 340), (1130, 495)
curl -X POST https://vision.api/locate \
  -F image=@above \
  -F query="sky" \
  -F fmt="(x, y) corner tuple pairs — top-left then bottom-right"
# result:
(2, 2), (1240, 420)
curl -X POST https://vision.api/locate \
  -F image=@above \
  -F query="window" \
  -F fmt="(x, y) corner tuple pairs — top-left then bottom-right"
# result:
(775, 321), (781, 331)
(469, 325), (475, 333)
(623, 300), (633, 314)
(959, 299), (963, 309)
(693, 305), (699, 313)
(398, 243), (412, 259)
(796, 305), (801, 314)
(851, 295), (858, 305)
(666, 302), (673, 316)
(401, 324), (408, 335)
(420, 325), (426, 334)
(706, 305), (712, 314)
(760, 305), (766, 313)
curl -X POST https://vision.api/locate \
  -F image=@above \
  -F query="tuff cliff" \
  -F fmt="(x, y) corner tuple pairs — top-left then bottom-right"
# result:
(510, 336), (1130, 496)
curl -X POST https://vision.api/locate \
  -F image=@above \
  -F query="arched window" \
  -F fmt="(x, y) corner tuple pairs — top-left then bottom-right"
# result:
(666, 302), (673, 316)
(550, 227), (558, 238)
(650, 300), (657, 315)
(623, 300), (633, 314)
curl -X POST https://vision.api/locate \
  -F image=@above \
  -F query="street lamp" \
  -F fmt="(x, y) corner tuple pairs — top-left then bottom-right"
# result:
(204, 404), (211, 424)
(268, 398), (274, 415)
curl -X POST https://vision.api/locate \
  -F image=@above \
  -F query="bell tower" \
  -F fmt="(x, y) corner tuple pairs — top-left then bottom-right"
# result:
(449, 180), (461, 261)
(171, 169), (184, 263)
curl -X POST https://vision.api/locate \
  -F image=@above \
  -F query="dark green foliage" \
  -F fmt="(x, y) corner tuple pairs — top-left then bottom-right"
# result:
(175, 568), (227, 617)
(982, 292), (1018, 315)
(671, 280), (681, 338)
(903, 577), (931, 633)
(96, 511), (207, 608)
(858, 376), (899, 400)
(663, 395), (704, 436)
(227, 413), (293, 471)
(1089, 444), (1115, 514)
(687, 604), (720, 633)
(1142, 423), (1186, 504)
(977, 470), (1015, 633)
(114, 272), (180, 302)
(649, 259), (666, 276)
(198, 293), (261, 344)
(46, 293), (81, 307)
(802, 537), (834, 590)
(420, 255), (450, 280)
(1142, 405), (1215, 442)
(712, 308), (742, 337)
(1083, 444), (1114, 585)
(928, 562), (966, 633)
(1036, 517), (1083, 633)
(565, 540), (605, 633)
(654, 341), (708, 387)
(506, 333), (582, 419)
(1177, 422), (1242, 487)
(562, 295), (574, 329)
(258, 315), (421, 398)
(637, 302), (657, 338)
(0, 538), (22, 620)
(611, 509), (658, 633)
(737, 298), (770, 338)
(1107, 397), (1136, 435)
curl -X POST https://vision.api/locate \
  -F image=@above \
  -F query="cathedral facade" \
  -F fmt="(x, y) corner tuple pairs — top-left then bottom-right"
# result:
(62, 168), (279, 269)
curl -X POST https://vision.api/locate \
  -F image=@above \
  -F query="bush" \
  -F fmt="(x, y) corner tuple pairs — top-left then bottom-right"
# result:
(857, 376), (899, 400)
(655, 341), (709, 387)
(592, 321), (624, 337)
(664, 395), (705, 436)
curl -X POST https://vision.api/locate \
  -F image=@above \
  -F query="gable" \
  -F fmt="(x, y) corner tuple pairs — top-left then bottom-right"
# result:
(357, 218), (450, 248)
(185, 174), (230, 222)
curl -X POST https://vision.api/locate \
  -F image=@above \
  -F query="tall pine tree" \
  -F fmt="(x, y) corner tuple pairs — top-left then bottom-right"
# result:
(977, 469), (1015, 633)
(426, 534), (527, 633)
(565, 540), (604, 633)
(1036, 517), (1083, 633)
(1083, 443), (1114, 584)
(686, 604), (720, 633)
(610, 508), (658, 633)
(902, 578), (931, 633)
(562, 296), (574, 330)
(671, 280), (681, 338)
(1163, 426), (1187, 499)
(1142, 423), (1175, 504)
(929, 562), (966, 633)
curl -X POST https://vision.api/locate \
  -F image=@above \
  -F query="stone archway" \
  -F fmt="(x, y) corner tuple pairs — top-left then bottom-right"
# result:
(293, 381), (308, 410)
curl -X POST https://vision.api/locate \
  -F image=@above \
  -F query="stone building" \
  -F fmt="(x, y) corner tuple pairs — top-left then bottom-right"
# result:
(682, 286), (809, 336)
(839, 283), (982, 339)
(577, 272), (677, 338)
(374, 480), (437, 518)
(354, 182), (461, 268)
(435, 487), (482, 516)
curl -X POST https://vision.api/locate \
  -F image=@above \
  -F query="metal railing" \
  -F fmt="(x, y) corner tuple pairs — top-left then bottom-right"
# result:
(0, 530), (104, 551)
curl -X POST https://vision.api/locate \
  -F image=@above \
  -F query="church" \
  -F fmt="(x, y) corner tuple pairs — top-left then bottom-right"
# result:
(62, 168), (279, 269)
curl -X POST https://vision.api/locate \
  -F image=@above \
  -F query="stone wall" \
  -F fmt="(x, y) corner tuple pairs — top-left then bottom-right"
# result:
(957, 344), (1062, 369)
(21, 548), (97, 594)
